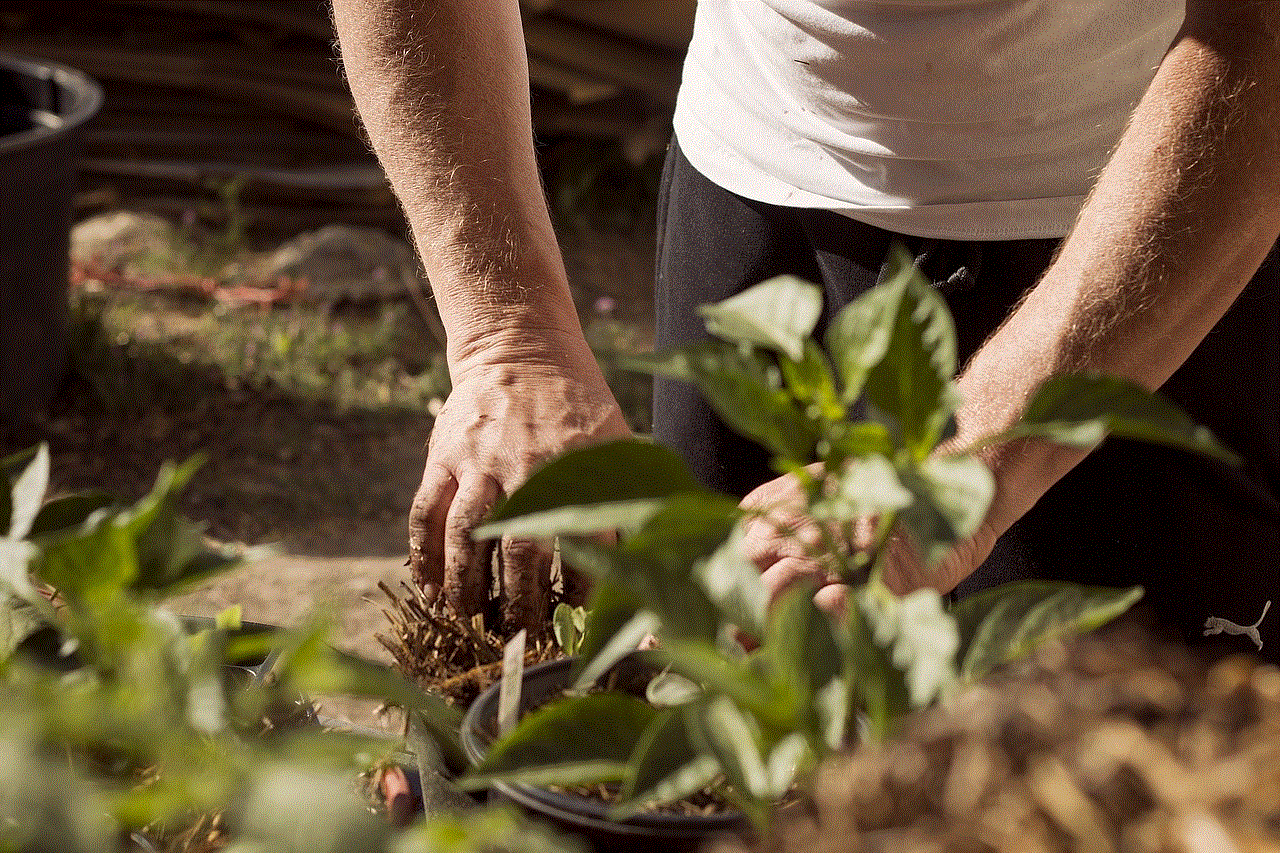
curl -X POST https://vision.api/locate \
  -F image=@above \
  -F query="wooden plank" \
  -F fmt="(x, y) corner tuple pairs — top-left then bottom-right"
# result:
(521, 14), (683, 105)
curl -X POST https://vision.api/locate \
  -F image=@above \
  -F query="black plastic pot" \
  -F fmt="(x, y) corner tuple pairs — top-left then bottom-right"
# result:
(461, 656), (745, 853)
(0, 54), (101, 432)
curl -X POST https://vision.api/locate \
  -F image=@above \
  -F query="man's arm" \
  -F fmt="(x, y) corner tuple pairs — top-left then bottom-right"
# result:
(331, 0), (629, 628)
(933, 0), (1280, 590)
(748, 0), (1280, 602)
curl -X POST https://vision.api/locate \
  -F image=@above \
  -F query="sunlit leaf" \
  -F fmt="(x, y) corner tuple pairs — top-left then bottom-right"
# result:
(692, 528), (769, 639)
(656, 641), (781, 728)
(397, 807), (586, 853)
(845, 589), (910, 740)
(623, 342), (820, 462)
(481, 440), (701, 538)
(696, 697), (768, 798)
(616, 707), (719, 815)
(215, 604), (242, 631)
(763, 586), (842, 730)
(896, 454), (995, 568)
(7, 444), (49, 541)
(645, 670), (702, 708)
(621, 493), (742, 565)
(552, 603), (586, 655)
(478, 498), (667, 540)
(468, 692), (657, 786)
(240, 764), (388, 853)
(825, 277), (900, 403)
(861, 245), (959, 458)
(765, 733), (809, 799)
(29, 492), (112, 539)
(278, 627), (465, 771)
(779, 340), (845, 423)
(953, 581), (1143, 682)
(0, 593), (44, 659)
(810, 455), (912, 523)
(697, 275), (823, 361)
(996, 374), (1239, 464)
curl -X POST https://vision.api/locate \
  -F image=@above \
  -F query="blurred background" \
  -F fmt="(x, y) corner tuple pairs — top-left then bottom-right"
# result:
(0, 0), (691, 680)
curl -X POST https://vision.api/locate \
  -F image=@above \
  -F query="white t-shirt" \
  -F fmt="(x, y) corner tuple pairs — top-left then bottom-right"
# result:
(673, 0), (1184, 240)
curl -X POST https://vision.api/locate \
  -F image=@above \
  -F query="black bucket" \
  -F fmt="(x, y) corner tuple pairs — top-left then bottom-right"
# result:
(0, 54), (101, 433)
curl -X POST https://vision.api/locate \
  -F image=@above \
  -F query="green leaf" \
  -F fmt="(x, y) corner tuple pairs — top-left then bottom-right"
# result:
(481, 440), (701, 534)
(996, 374), (1240, 464)
(28, 492), (112, 538)
(36, 515), (140, 602)
(762, 586), (843, 731)
(478, 498), (667, 540)
(397, 807), (587, 853)
(953, 581), (1143, 682)
(564, 538), (720, 646)
(812, 677), (851, 752)
(0, 446), (38, 535)
(861, 245), (959, 458)
(823, 420), (895, 462)
(616, 707), (719, 815)
(552, 603), (586, 655)
(810, 455), (913, 523)
(278, 627), (466, 771)
(697, 275), (823, 361)
(460, 760), (632, 792)
(7, 444), (49, 541)
(572, 610), (659, 693)
(896, 455), (995, 568)
(623, 342), (820, 462)
(779, 339), (845, 422)
(765, 733), (809, 799)
(692, 528), (769, 639)
(844, 589), (910, 740)
(656, 641), (781, 727)
(621, 493), (742, 565)
(858, 586), (958, 709)
(645, 670), (702, 708)
(0, 593), (45, 659)
(825, 278), (900, 403)
(695, 697), (768, 798)
(0, 539), (43, 612)
(469, 692), (657, 785)
(215, 604), (242, 631)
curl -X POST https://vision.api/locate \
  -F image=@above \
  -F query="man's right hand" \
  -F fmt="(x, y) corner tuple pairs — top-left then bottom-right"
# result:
(409, 331), (630, 632)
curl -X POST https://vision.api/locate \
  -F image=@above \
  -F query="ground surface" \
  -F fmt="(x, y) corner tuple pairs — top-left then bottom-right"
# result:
(12, 209), (655, 724)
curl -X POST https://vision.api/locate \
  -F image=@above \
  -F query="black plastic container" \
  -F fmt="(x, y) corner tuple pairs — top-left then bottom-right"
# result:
(0, 54), (101, 431)
(461, 656), (745, 853)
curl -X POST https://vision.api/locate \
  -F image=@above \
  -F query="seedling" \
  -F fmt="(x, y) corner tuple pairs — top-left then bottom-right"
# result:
(467, 245), (1234, 829)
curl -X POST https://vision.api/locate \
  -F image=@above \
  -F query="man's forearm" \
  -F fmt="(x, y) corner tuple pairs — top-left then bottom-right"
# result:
(955, 2), (1280, 544)
(331, 0), (586, 368)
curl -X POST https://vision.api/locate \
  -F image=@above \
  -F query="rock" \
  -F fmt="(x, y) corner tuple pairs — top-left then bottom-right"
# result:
(253, 225), (425, 304)
(70, 211), (181, 274)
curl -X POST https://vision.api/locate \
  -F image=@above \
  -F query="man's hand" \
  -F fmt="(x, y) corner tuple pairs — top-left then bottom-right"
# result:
(410, 336), (630, 631)
(331, 0), (627, 629)
(739, 465), (997, 615)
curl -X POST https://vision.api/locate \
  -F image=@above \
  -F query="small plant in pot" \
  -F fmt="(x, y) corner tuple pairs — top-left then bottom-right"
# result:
(457, 245), (1235, 843)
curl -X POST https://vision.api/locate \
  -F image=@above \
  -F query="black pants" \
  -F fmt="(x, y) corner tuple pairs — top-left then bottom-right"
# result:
(653, 141), (1280, 660)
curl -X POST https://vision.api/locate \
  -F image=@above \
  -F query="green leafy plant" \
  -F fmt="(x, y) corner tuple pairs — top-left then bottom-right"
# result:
(552, 603), (588, 657)
(465, 245), (1234, 829)
(0, 446), (472, 853)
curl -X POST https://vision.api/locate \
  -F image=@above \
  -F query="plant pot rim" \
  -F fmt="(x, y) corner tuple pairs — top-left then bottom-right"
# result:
(0, 52), (103, 156)
(461, 655), (745, 836)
